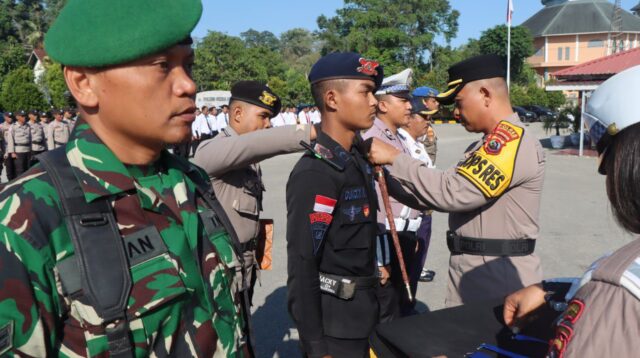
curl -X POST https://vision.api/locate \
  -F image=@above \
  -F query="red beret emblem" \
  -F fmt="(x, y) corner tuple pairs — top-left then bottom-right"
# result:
(357, 58), (379, 76)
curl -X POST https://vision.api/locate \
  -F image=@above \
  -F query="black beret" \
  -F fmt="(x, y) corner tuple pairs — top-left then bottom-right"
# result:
(29, 109), (39, 115)
(230, 81), (281, 118)
(55, 109), (65, 115)
(437, 54), (506, 105)
(308, 52), (384, 90)
(2, 112), (12, 118)
(40, 111), (49, 117)
(16, 110), (27, 116)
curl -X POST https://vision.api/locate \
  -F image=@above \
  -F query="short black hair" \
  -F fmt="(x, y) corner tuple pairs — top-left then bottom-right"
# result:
(310, 79), (347, 111)
(201, 105), (208, 111)
(604, 122), (640, 234)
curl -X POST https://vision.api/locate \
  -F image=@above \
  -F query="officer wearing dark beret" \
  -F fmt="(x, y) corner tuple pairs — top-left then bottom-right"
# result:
(0, 0), (253, 356)
(194, 81), (316, 306)
(286, 52), (386, 357)
(366, 53), (547, 307)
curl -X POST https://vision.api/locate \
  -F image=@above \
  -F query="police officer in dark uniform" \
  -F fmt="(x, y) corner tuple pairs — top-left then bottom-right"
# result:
(286, 52), (384, 357)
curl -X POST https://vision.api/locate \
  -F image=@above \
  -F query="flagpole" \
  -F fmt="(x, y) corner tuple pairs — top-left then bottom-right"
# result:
(507, 0), (512, 90)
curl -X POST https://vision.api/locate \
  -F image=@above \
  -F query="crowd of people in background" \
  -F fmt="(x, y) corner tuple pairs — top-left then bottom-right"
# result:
(0, 108), (75, 181)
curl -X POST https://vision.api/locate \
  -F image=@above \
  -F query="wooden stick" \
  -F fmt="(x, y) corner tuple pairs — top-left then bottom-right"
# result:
(375, 166), (413, 302)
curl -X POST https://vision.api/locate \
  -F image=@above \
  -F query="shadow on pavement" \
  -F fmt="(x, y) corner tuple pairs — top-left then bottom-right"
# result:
(252, 286), (300, 357)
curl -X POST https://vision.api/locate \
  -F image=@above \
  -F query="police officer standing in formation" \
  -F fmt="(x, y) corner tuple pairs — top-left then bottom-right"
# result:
(287, 52), (386, 357)
(194, 81), (316, 304)
(366, 54), (546, 307)
(1, 112), (14, 181)
(47, 108), (71, 150)
(28, 109), (46, 165)
(412, 86), (440, 164)
(504, 66), (640, 358)
(0, 0), (252, 356)
(6, 110), (32, 178)
(397, 97), (438, 285)
(216, 104), (230, 131)
(362, 68), (425, 318)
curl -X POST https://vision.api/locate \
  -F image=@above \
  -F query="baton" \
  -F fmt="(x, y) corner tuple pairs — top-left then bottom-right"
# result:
(375, 165), (413, 302)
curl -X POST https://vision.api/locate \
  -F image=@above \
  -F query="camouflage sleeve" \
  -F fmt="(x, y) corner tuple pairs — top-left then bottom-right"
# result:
(0, 225), (59, 356)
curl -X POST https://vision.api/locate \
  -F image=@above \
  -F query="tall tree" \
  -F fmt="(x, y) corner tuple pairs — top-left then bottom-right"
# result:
(478, 25), (534, 84)
(0, 65), (47, 110)
(240, 29), (280, 51)
(279, 28), (320, 74)
(316, 0), (459, 74)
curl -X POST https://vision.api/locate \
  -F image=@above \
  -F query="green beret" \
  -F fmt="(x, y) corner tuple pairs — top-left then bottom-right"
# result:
(44, 0), (202, 67)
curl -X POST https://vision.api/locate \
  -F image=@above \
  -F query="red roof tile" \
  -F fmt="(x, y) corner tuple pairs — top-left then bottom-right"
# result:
(552, 47), (640, 78)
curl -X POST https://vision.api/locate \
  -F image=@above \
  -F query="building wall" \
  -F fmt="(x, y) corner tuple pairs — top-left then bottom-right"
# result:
(527, 32), (640, 82)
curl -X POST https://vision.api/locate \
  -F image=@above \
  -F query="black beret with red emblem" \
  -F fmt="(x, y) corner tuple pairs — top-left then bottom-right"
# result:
(308, 52), (384, 90)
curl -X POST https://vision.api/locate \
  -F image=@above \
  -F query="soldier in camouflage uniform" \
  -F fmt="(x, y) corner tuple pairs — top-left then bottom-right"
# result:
(0, 0), (252, 356)
(28, 110), (46, 165)
(6, 110), (31, 177)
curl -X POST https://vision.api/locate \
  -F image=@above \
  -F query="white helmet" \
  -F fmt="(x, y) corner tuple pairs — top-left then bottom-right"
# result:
(583, 65), (640, 173)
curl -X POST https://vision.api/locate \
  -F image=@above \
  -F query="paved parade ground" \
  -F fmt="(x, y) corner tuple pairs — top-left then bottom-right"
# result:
(250, 122), (634, 357)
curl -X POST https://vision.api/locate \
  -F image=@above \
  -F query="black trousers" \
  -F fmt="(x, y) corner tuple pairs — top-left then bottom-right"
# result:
(325, 336), (369, 358)
(14, 152), (30, 178)
(30, 150), (45, 167)
(390, 231), (419, 317)
(4, 155), (15, 181)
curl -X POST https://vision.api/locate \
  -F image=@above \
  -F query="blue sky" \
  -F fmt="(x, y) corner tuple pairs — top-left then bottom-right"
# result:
(193, 0), (639, 47)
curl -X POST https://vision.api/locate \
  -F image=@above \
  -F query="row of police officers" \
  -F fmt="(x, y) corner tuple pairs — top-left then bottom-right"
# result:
(1, 108), (73, 180)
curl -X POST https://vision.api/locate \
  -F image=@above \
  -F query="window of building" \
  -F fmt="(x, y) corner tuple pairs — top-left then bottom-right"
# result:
(557, 47), (563, 61)
(565, 47), (570, 60)
(588, 39), (604, 48)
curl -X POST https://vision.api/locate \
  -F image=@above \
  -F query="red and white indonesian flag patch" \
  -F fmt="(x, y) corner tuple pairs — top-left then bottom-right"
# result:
(314, 195), (337, 214)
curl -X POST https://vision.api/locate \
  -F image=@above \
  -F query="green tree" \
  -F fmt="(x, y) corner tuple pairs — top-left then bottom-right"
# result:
(240, 29), (280, 51)
(478, 25), (534, 84)
(0, 42), (26, 85)
(193, 31), (286, 91)
(317, 0), (459, 74)
(0, 66), (47, 110)
(279, 28), (320, 73)
(268, 68), (313, 106)
(42, 62), (70, 108)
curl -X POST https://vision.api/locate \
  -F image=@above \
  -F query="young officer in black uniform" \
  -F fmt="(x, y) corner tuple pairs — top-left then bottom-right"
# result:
(286, 52), (385, 357)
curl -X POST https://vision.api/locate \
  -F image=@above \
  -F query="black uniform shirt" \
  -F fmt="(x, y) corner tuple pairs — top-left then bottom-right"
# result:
(286, 129), (379, 356)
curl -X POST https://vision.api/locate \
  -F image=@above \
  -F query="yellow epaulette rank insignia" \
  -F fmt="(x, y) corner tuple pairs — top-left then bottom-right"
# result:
(456, 121), (524, 198)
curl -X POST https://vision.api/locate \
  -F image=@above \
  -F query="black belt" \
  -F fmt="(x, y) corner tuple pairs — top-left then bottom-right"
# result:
(54, 141), (67, 146)
(446, 231), (535, 257)
(32, 140), (45, 145)
(240, 238), (257, 252)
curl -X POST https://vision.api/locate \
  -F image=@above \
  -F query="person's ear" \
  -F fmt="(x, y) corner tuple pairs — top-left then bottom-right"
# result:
(377, 100), (389, 114)
(480, 85), (492, 108)
(64, 66), (98, 108)
(325, 89), (339, 111)
(232, 106), (243, 124)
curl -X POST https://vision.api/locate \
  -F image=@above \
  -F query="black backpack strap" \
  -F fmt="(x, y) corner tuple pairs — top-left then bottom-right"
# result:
(37, 148), (134, 358)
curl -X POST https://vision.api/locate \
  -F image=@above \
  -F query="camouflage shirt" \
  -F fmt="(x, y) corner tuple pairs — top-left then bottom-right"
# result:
(0, 122), (249, 357)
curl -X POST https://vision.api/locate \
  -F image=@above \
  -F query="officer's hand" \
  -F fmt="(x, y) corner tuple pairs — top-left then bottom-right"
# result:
(368, 138), (401, 165)
(379, 265), (391, 286)
(10, 153), (16, 159)
(503, 283), (546, 328)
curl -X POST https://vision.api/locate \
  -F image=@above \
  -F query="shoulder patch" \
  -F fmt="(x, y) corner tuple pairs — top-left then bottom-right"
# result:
(456, 121), (524, 198)
(548, 299), (585, 358)
(310, 212), (333, 255)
